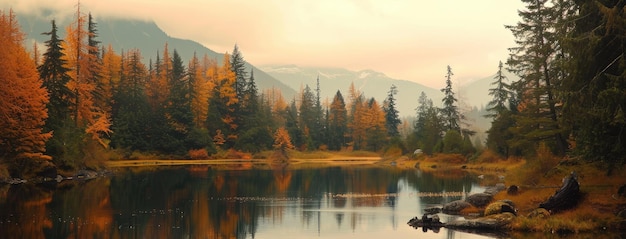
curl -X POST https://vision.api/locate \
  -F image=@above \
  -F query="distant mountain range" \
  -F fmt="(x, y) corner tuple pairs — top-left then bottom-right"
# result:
(15, 10), (516, 133)
(260, 65), (444, 117)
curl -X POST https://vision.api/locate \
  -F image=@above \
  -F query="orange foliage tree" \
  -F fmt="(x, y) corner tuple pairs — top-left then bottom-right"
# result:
(61, 5), (111, 146)
(0, 10), (52, 161)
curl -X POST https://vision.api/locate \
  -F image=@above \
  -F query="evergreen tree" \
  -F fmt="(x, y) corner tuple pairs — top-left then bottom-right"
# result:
(485, 61), (511, 119)
(414, 92), (442, 155)
(299, 85), (317, 150)
(39, 20), (73, 129)
(560, 0), (626, 167)
(383, 84), (401, 137)
(230, 44), (248, 101)
(506, 0), (568, 155)
(440, 65), (460, 132)
(484, 61), (515, 157)
(111, 50), (152, 151)
(328, 90), (348, 150)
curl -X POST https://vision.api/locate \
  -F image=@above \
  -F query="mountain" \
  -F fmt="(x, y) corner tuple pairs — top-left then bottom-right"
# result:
(16, 13), (296, 99)
(261, 65), (444, 117)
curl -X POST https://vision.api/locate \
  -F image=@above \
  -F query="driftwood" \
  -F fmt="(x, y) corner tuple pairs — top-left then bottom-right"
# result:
(539, 171), (581, 212)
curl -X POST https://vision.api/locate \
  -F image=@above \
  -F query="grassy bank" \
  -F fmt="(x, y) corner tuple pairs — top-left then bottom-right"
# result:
(398, 149), (626, 233)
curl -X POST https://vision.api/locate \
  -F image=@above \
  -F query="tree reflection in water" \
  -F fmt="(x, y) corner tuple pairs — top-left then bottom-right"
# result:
(0, 166), (493, 239)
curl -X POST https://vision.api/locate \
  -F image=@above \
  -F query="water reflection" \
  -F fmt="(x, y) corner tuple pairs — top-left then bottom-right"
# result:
(2, 166), (606, 239)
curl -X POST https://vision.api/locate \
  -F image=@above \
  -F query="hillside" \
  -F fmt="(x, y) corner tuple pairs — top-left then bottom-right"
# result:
(16, 13), (296, 99)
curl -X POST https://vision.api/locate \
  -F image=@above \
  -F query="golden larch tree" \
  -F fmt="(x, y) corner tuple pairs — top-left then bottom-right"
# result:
(0, 10), (52, 160)
(61, 5), (111, 146)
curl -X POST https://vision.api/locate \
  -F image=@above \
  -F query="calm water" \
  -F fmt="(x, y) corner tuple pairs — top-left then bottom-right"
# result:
(0, 165), (583, 239)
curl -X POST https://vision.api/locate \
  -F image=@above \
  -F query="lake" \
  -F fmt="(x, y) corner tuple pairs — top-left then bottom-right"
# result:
(0, 165), (520, 238)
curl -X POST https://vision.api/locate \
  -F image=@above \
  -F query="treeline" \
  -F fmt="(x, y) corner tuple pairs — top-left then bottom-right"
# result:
(2, 0), (625, 176)
(0, 7), (417, 176)
(480, 0), (626, 170)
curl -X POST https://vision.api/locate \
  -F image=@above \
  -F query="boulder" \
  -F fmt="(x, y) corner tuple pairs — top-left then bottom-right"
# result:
(484, 183), (506, 195)
(618, 184), (626, 198)
(466, 193), (493, 207)
(424, 206), (442, 215)
(447, 212), (516, 230)
(442, 200), (471, 214)
(484, 201), (517, 216)
(507, 185), (519, 195)
(527, 208), (550, 219)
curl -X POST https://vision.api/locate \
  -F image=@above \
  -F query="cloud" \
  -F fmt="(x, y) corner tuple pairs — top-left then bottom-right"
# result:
(2, 0), (523, 88)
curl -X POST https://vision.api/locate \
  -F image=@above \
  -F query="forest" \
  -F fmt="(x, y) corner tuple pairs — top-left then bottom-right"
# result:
(1, 0), (625, 178)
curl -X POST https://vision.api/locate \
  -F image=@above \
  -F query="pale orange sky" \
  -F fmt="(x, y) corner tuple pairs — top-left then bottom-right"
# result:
(2, 0), (524, 88)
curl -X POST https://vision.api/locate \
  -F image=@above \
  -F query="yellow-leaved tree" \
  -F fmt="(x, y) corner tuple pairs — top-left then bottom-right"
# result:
(61, 5), (111, 146)
(0, 10), (52, 162)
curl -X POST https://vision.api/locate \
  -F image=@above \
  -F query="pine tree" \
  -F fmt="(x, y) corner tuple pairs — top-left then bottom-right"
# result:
(230, 44), (248, 101)
(39, 20), (73, 129)
(414, 92), (442, 155)
(506, 0), (568, 155)
(110, 49), (152, 151)
(485, 61), (511, 119)
(484, 61), (515, 157)
(560, 1), (626, 167)
(440, 65), (460, 132)
(383, 84), (401, 137)
(328, 90), (348, 150)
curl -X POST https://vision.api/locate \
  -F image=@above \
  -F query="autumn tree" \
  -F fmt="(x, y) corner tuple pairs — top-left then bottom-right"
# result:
(347, 82), (367, 150)
(62, 5), (111, 149)
(0, 10), (52, 166)
(364, 98), (387, 151)
(207, 53), (238, 148)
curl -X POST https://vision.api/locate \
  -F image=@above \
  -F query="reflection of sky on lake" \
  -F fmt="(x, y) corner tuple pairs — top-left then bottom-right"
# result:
(250, 177), (489, 239)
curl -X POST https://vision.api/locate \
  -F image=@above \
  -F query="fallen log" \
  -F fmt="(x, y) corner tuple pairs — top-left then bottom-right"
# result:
(539, 171), (581, 212)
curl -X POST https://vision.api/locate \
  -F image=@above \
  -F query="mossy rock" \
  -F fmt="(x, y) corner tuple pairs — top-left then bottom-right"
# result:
(447, 212), (516, 229)
(527, 208), (550, 219)
(484, 201), (517, 216)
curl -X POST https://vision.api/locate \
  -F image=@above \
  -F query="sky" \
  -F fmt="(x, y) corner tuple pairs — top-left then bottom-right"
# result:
(2, 0), (524, 88)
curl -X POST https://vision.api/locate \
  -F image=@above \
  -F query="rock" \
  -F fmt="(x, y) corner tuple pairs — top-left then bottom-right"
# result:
(424, 206), (442, 215)
(484, 201), (517, 216)
(407, 213), (445, 232)
(75, 169), (98, 180)
(35, 160), (57, 179)
(443, 200), (471, 213)
(507, 185), (519, 195)
(466, 193), (493, 207)
(484, 183), (506, 195)
(527, 208), (550, 219)
(618, 184), (626, 198)
(447, 212), (516, 229)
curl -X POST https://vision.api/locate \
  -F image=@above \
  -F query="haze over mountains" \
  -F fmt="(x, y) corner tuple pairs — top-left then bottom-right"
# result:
(16, 11), (514, 123)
